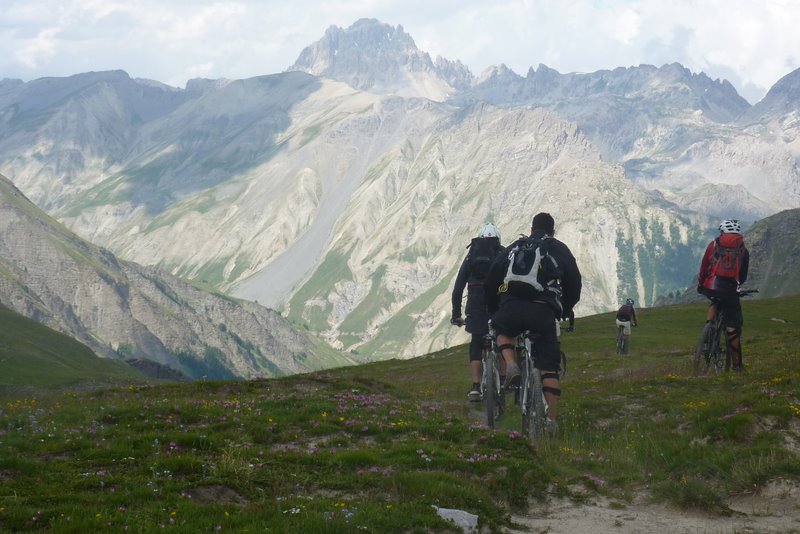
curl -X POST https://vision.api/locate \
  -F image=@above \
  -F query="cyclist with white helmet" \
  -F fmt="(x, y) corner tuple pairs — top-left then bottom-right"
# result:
(697, 219), (750, 371)
(615, 298), (638, 354)
(451, 222), (505, 401)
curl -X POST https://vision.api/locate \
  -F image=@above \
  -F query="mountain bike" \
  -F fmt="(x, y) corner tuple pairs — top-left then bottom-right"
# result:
(694, 288), (758, 374)
(480, 324), (505, 428)
(615, 325), (626, 354)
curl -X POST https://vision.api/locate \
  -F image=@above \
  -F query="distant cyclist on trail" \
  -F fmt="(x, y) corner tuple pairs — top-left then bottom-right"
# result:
(485, 212), (581, 429)
(697, 219), (750, 371)
(615, 298), (638, 355)
(451, 223), (505, 401)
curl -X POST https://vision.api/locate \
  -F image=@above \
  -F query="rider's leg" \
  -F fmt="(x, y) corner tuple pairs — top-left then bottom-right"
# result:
(725, 327), (743, 371)
(469, 334), (483, 384)
(496, 334), (516, 377)
(541, 372), (561, 420)
(721, 296), (744, 371)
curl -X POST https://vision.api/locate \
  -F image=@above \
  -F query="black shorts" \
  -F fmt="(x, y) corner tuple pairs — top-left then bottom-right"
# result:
(491, 299), (560, 372)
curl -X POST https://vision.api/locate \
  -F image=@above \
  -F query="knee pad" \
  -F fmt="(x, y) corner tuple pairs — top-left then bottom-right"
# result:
(542, 386), (561, 397)
(541, 372), (560, 381)
(497, 343), (515, 353)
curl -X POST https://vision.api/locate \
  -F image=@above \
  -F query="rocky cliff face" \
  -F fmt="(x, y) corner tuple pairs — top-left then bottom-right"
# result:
(0, 174), (350, 378)
(277, 103), (710, 358)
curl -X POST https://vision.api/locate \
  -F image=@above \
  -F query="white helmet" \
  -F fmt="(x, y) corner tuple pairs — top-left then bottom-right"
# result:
(719, 219), (741, 234)
(477, 222), (500, 240)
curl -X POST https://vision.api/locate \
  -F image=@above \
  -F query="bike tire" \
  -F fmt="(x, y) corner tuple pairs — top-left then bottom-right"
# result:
(694, 322), (714, 374)
(482, 350), (497, 428)
(520, 355), (533, 438)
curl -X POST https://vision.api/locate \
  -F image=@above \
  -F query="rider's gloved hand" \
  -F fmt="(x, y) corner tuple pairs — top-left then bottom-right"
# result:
(450, 315), (463, 326)
(697, 285), (703, 294)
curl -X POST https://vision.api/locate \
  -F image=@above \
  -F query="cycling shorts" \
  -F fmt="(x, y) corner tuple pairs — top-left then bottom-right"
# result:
(616, 319), (632, 335)
(490, 298), (561, 373)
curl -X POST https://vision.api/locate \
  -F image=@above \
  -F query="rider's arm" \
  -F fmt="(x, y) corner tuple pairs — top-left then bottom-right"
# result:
(559, 244), (582, 315)
(451, 255), (470, 319)
(739, 247), (750, 286)
(697, 240), (715, 289)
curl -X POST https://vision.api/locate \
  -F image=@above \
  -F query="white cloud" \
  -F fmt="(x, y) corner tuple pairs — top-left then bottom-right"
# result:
(0, 0), (798, 102)
(14, 27), (59, 68)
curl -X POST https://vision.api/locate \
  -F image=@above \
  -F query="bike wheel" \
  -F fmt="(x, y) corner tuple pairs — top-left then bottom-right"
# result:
(520, 356), (533, 438)
(482, 351), (497, 428)
(694, 323), (714, 374)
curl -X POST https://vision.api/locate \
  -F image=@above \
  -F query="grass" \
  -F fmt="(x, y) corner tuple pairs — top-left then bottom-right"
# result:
(0, 303), (146, 393)
(0, 295), (798, 532)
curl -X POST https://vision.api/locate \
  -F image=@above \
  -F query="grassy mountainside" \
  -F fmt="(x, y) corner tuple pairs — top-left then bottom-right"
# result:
(0, 296), (797, 532)
(0, 302), (147, 394)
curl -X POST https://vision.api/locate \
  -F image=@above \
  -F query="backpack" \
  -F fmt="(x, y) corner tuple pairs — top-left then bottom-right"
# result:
(711, 233), (745, 281)
(616, 304), (634, 321)
(503, 235), (563, 299)
(467, 236), (500, 281)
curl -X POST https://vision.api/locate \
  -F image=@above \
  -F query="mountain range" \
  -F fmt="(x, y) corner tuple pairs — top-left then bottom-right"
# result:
(1, 18), (799, 365)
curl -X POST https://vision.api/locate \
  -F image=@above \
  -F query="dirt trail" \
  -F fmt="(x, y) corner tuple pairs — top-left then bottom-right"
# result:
(506, 479), (800, 533)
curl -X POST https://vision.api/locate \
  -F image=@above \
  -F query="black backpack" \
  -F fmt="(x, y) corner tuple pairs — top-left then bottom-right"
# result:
(503, 235), (563, 299)
(467, 236), (501, 281)
(616, 304), (634, 321)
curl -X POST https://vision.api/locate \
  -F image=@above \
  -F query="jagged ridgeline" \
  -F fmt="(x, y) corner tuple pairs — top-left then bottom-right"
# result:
(1, 19), (799, 362)
(0, 174), (351, 379)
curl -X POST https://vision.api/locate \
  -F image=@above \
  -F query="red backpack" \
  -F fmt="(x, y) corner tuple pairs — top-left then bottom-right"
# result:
(711, 233), (745, 281)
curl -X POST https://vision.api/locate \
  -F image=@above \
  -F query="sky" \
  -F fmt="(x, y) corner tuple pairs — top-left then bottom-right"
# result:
(2, 0), (799, 104)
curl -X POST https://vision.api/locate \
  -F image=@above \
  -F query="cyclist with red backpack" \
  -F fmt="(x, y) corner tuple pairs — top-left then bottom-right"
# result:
(451, 223), (505, 401)
(697, 219), (750, 371)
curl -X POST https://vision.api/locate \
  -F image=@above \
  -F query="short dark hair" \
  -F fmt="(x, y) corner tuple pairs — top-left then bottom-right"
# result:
(531, 212), (555, 235)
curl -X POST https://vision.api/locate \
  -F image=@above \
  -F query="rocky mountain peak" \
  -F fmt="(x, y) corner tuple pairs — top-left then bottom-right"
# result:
(288, 18), (471, 100)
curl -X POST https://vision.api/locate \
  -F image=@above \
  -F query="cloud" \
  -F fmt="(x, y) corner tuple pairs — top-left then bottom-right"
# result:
(14, 27), (59, 68)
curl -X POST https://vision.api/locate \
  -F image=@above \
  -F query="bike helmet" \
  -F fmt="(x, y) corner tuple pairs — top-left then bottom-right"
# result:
(625, 298), (634, 305)
(477, 222), (500, 240)
(719, 219), (741, 234)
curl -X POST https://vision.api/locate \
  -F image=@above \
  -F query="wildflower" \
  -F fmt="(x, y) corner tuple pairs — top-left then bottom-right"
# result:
(583, 473), (606, 486)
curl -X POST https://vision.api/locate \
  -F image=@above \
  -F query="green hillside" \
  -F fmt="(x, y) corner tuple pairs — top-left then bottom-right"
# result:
(0, 296), (797, 532)
(0, 302), (147, 395)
